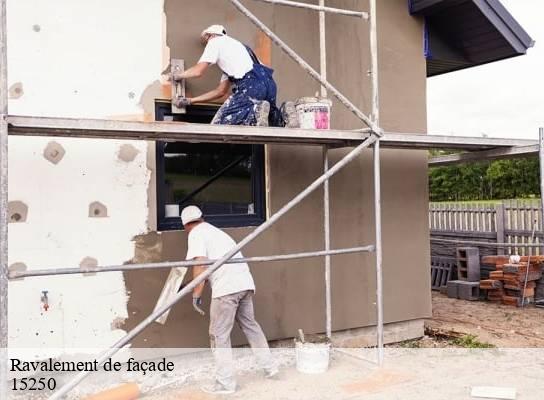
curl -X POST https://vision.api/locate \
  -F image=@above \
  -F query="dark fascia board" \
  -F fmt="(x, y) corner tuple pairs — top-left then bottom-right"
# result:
(413, 0), (534, 52)
(428, 52), (524, 77)
(474, 0), (535, 52)
(420, 0), (535, 77)
(409, 0), (465, 15)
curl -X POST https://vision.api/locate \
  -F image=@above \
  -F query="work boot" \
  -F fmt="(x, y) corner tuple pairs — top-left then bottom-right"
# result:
(280, 101), (299, 128)
(255, 100), (270, 127)
(201, 381), (236, 395)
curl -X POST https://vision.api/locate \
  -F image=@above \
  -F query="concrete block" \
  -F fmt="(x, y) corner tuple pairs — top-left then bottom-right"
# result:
(447, 280), (461, 299)
(457, 247), (479, 258)
(535, 280), (544, 301)
(457, 247), (480, 282)
(457, 281), (480, 301)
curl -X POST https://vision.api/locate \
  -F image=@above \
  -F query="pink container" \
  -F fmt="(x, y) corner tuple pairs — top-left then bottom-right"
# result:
(295, 97), (332, 130)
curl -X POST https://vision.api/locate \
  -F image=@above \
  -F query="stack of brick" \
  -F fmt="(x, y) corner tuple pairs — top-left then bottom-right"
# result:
(537, 276), (544, 301)
(480, 255), (544, 307)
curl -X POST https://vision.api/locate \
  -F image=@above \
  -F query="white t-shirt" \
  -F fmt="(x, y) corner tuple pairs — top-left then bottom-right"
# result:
(198, 35), (254, 82)
(186, 222), (256, 299)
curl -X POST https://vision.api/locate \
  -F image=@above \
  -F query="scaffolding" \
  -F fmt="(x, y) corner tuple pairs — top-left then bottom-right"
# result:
(0, 0), (542, 399)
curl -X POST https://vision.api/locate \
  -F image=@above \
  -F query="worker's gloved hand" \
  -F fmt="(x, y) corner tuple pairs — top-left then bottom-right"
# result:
(172, 72), (184, 82)
(192, 297), (205, 316)
(175, 96), (192, 108)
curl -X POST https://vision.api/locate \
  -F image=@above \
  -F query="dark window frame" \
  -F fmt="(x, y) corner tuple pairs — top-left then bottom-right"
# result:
(155, 101), (266, 231)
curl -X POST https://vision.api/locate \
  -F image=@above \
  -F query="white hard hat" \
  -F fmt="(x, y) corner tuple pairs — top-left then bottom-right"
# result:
(201, 24), (226, 38)
(181, 205), (203, 226)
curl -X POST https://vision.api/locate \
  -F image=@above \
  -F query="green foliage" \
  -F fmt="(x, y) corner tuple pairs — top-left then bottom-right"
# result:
(451, 334), (495, 348)
(429, 152), (540, 201)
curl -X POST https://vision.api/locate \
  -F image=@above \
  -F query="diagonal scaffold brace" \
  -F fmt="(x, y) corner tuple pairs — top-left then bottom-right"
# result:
(231, 0), (382, 136)
(48, 135), (379, 399)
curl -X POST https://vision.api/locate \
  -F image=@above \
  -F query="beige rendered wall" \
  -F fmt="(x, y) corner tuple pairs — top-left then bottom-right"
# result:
(122, 0), (431, 348)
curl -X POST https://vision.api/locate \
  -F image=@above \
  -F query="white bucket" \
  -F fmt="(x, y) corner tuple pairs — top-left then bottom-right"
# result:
(295, 97), (332, 130)
(295, 336), (331, 374)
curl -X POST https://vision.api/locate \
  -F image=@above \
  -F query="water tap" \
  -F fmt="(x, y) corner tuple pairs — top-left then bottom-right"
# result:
(41, 290), (49, 311)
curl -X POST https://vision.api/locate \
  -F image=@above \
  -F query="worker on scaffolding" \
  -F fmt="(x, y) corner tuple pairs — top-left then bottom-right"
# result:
(181, 205), (278, 394)
(172, 24), (298, 128)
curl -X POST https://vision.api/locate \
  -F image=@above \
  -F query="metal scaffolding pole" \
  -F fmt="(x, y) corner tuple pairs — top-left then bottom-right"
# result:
(49, 136), (377, 400)
(319, 0), (327, 99)
(10, 246), (375, 279)
(252, 0), (368, 18)
(323, 147), (332, 338)
(369, 0), (384, 365)
(540, 128), (544, 236)
(319, 0), (332, 339)
(0, 0), (8, 398)
(228, 0), (380, 133)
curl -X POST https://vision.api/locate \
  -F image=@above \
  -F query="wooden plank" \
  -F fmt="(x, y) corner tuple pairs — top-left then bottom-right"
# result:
(461, 203), (467, 231)
(447, 203), (452, 231)
(504, 229), (544, 238)
(453, 203), (458, 231)
(7, 115), (538, 150)
(429, 230), (497, 239)
(482, 203), (487, 232)
(514, 201), (520, 254)
(483, 204), (488, 232)
(171, 59), (186, 114)
(489, 204), (495, 231)
(496, 203), (505, 255)
(7, 115), (369, 147)
(469, 203), (475, 231)
(506, 200), (513, 254)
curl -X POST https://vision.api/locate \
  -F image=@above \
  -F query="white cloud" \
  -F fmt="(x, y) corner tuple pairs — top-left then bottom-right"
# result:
(427, 0), (544, 139)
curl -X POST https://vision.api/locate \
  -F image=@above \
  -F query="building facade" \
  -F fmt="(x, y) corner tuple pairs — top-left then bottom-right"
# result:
(8, 0), (452, 354)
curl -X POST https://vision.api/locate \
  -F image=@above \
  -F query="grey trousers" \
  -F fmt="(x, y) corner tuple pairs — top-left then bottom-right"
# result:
(209, 290), (276, 389)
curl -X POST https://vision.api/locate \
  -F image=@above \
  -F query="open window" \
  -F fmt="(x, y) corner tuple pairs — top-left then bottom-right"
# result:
(155, 101), (266, 230)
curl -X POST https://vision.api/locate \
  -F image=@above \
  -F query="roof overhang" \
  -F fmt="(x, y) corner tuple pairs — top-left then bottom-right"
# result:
(409, 0), (535, 77)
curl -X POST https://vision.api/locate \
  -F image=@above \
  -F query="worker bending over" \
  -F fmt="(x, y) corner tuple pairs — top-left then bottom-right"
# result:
(181, 205), (278, 394)
(173, 24), (297, 127)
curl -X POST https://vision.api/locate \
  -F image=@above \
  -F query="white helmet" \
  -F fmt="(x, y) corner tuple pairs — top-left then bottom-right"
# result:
(201, 24), (227, 38)
(181, 205), (203, 226)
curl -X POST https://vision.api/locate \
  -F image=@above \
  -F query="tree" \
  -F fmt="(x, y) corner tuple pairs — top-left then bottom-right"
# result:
(429, 153), (540, 201)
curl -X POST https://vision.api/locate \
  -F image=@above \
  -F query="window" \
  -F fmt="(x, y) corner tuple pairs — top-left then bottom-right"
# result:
(155, 102), (266, 230)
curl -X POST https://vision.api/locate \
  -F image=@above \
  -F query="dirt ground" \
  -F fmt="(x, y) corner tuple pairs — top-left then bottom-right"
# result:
(10, 292), (544, 400)
(425, 291), (544, 347)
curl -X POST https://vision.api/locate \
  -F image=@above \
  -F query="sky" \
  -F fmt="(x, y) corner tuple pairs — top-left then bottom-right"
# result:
(427, 0), (544, 139)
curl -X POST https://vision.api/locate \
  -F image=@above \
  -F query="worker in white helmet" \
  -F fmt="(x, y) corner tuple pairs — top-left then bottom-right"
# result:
(172, 24), (298, 128)
(180, 205), (278, 394)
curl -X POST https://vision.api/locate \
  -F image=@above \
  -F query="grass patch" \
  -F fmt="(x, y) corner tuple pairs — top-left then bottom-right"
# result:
(451, 334), (495, 348)
(391, 329), (495, 348)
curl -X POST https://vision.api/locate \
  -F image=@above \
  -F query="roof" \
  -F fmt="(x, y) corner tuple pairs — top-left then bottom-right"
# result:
(409, 0), (535, 76)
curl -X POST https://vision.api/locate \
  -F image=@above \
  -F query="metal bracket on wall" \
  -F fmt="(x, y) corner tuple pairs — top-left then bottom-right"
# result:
(171, 59), (186, 114)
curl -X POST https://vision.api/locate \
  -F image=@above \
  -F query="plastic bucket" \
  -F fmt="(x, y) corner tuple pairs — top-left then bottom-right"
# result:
(294, 335), (331, 374)
(295, 97), (332, 130)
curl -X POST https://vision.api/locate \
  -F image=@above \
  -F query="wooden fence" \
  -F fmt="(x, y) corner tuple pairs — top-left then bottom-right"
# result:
(429, 200), (544, 257)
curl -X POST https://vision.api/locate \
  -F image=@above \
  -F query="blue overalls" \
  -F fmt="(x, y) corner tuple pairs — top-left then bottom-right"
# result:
(211, 46), (282, 127)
